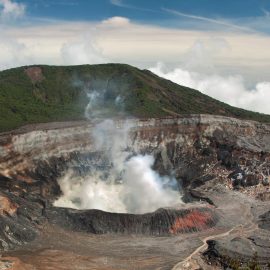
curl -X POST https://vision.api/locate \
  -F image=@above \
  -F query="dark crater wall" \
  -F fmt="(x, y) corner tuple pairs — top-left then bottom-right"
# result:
(45, 207), (218, 236)
(0, 115), (270, 251)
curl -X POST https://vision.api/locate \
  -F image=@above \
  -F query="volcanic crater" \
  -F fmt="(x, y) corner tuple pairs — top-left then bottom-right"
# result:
(0, 115), (270, 269)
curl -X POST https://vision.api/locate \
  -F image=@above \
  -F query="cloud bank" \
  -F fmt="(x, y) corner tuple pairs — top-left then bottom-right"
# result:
(61, 33), (107, 65)
(150, 63), (270, 114)
(0, 15), (269, 114)
(1, 16), (270, 71)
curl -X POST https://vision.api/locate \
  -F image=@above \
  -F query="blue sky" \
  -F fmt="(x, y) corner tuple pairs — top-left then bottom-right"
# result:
(23, 0), (270, 19)
(10, 0), (270, 33)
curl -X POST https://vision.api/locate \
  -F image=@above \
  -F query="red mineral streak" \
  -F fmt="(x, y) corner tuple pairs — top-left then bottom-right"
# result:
(24, 67), (44, 83)
(169, 210), (213, 234)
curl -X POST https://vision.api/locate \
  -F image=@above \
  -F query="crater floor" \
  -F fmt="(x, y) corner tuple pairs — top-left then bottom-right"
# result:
(0, 187), (264, 270)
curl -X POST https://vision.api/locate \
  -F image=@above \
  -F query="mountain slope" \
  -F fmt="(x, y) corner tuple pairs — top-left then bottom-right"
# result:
(0, 63), (269, 132)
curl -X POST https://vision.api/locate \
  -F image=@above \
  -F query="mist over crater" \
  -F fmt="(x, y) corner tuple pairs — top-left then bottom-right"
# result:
(53, 86), (182, 213)
(54, 118), (182, 214)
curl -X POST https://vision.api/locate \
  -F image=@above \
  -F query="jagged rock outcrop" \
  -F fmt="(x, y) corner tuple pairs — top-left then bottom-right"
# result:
(1, 115), (270, 187)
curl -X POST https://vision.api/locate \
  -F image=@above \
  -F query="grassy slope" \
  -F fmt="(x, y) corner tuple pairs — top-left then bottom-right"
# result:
(0, 63), (269, 132)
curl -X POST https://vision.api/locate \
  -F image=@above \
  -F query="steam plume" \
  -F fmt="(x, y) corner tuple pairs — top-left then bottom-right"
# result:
(54, 92), (181, 213)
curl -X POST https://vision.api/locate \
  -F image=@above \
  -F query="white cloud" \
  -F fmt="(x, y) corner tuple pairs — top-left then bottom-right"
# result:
(182, 37), (230, 72)
(0, 32), (33, 69)
(163, 8), (255, 33)
(110, 0), (123, 7)
(150, 62), (270, 114)
(0, 0), (25, 20)
(1, 18), (270, 70)
(0, 16), (269, 87)
(61, 33), (107, 65)
(237, 15), (270, 34)
(110, 0), (158, 13)
(101, 16), (130, 27)
(262, 8), (270, 17)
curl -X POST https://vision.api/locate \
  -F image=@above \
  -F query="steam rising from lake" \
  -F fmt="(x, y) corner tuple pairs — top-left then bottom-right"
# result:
(54, 153), (180, 213)
(54, 119), (181, 214)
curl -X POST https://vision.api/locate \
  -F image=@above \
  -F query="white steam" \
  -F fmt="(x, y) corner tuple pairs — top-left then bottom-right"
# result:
(84, 88), (125, 119)
(54, 169), (127, 212)
(55, 102), (181, 213)
(54, 153), (180, 214)
(121, 155), (180, 214)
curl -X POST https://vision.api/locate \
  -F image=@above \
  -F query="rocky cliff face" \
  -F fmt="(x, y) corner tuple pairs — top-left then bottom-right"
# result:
(0, 115), (270, 269)
(1, 115), (270, 196)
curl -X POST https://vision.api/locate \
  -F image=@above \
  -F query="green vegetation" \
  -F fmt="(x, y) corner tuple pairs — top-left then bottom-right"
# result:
(0, 63), (270, 132)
